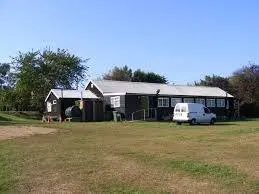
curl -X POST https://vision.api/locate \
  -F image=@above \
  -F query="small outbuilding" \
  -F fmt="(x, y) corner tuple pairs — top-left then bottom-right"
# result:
(44, 89), (103, 121)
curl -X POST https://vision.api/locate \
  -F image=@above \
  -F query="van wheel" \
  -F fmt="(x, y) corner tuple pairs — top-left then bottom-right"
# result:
(190, 119), (196, 125)
(177, 122), (182, 125)
(210, 118), (215, 125)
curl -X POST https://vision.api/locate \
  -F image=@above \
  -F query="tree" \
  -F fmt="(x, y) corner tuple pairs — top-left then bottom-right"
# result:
(132, 69), (167, 83)
(12, 49), (88, 112)
(230, 64), (259, 104)
(0, 63), (14, 89)
(103, 65), (132, 81)
(195, 74), (231, 92)
(103, 66), (167, 83)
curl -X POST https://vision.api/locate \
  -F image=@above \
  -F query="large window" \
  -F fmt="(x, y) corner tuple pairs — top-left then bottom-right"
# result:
(158, 97), (169, 107)
(171, 98), (182, 107)
(110, 96), (120, 108)
(196, 98), (205, 105)
(183, 98), (194, 103)
(206, 99), (215, 107)
(217, 99), (225, 107)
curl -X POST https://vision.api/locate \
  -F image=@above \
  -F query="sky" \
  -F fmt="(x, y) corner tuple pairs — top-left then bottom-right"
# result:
(1, 0), (259, 84)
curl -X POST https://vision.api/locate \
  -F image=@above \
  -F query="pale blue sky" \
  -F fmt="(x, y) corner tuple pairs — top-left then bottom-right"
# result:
(1, 0), (259, 84)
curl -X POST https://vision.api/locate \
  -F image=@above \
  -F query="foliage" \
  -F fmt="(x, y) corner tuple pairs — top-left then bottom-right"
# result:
(0, 49), (88, 112)
(0, 63), (14, 89)
(132, 69), (167, 83)
(103, 66), (167, 83)
(197, 63), (259, 117)
(195, 74), (231, 92)
(103, 65), (132, 81)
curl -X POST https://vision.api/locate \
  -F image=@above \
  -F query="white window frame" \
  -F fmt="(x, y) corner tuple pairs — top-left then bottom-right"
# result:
(217, 99), (225, 108)
(183, 98), (194, 103)
(171, 98), (182, 107)
(110, 96), (120, 108)
(206, 99), (216, 107)
(53, 100), (57, 104)
(196, 98), (205, 105)
(158, 97), (169, 107)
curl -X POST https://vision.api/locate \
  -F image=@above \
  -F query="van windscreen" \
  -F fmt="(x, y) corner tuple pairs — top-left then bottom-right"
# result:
(181, 106), (187, 112)
(175, 105), (180, 112)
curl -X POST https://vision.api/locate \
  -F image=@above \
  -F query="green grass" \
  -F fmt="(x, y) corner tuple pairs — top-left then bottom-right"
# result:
(0, 113), (258, 193)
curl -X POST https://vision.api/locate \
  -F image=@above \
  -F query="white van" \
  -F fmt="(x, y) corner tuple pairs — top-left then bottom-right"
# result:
(173, 103), (216, 125)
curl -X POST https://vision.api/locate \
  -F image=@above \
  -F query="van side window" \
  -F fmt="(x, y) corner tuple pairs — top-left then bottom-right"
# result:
(204, 107), (210, 114)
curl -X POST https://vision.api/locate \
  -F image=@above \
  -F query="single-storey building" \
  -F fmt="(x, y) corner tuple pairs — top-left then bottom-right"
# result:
(44, 89), (104, 121)
(85, 79), (235, 120)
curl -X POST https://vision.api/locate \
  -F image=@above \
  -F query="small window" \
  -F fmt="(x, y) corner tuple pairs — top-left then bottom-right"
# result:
(196, 98), (205, 105)
(171, 98), (182, 107)
(53, 100), (57, 104)
(158, 98), (169, 107)
(111, 96), (120, 108)
(184, 98), (194, 103)
(217, 99), (225, 107)
(206, 99), (215, 107)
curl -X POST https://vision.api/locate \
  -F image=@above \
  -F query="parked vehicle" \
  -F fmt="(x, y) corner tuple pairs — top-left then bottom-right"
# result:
(173, 103), (216, 125)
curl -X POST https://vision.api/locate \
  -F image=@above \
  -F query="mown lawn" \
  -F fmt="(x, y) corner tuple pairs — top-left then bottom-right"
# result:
(0, 115), (258, 193)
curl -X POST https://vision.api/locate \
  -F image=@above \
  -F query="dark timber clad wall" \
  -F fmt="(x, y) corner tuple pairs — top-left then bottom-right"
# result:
(104, 95), (126, 114)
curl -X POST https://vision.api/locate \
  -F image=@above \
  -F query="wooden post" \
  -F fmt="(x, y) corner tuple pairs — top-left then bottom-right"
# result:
(93, 100), (96, 121)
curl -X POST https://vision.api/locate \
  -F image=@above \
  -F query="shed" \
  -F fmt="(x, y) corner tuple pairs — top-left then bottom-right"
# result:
(44, 89), (103, 121)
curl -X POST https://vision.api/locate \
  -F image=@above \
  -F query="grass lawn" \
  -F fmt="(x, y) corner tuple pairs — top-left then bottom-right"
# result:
(0, 113), (258, 193)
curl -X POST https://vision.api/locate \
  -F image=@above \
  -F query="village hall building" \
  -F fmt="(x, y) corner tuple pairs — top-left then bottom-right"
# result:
(45, 79), (234, 121)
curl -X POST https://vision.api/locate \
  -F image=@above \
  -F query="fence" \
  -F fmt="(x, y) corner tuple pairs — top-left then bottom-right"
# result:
(131, 108), (157, 121)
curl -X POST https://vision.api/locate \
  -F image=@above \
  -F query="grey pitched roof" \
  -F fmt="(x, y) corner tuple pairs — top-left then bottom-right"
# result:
(89, 79), (234, 98)
(45, 89), (98, 102)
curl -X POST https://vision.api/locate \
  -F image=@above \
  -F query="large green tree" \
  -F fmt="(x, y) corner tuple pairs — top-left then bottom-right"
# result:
(12, 49), (88, 111)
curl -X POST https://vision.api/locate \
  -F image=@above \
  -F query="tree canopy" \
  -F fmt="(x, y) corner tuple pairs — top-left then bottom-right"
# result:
(103, 65), (132, 81)
(103, 65), (167, 84)
(0, 49), (88, 111)
(195, 75), (231, 92)
(196, 63), (259, 116)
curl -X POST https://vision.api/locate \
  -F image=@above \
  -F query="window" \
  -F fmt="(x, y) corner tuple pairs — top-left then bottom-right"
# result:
(181, 106), (187, 112)
(175, 104), (180, 112)
(204, 107), (210, 114)
(110, 96), (120, 108)
(196, 98), (205, 105)
(206, 99), (215, 107)
(171, 98), (182, 107)
(183, 98), (194, 103)
(217, 99), (225, 107)
(53, 100), (57, 104)
(158, 97), (169, 107)
(47, 102), (52, 112)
